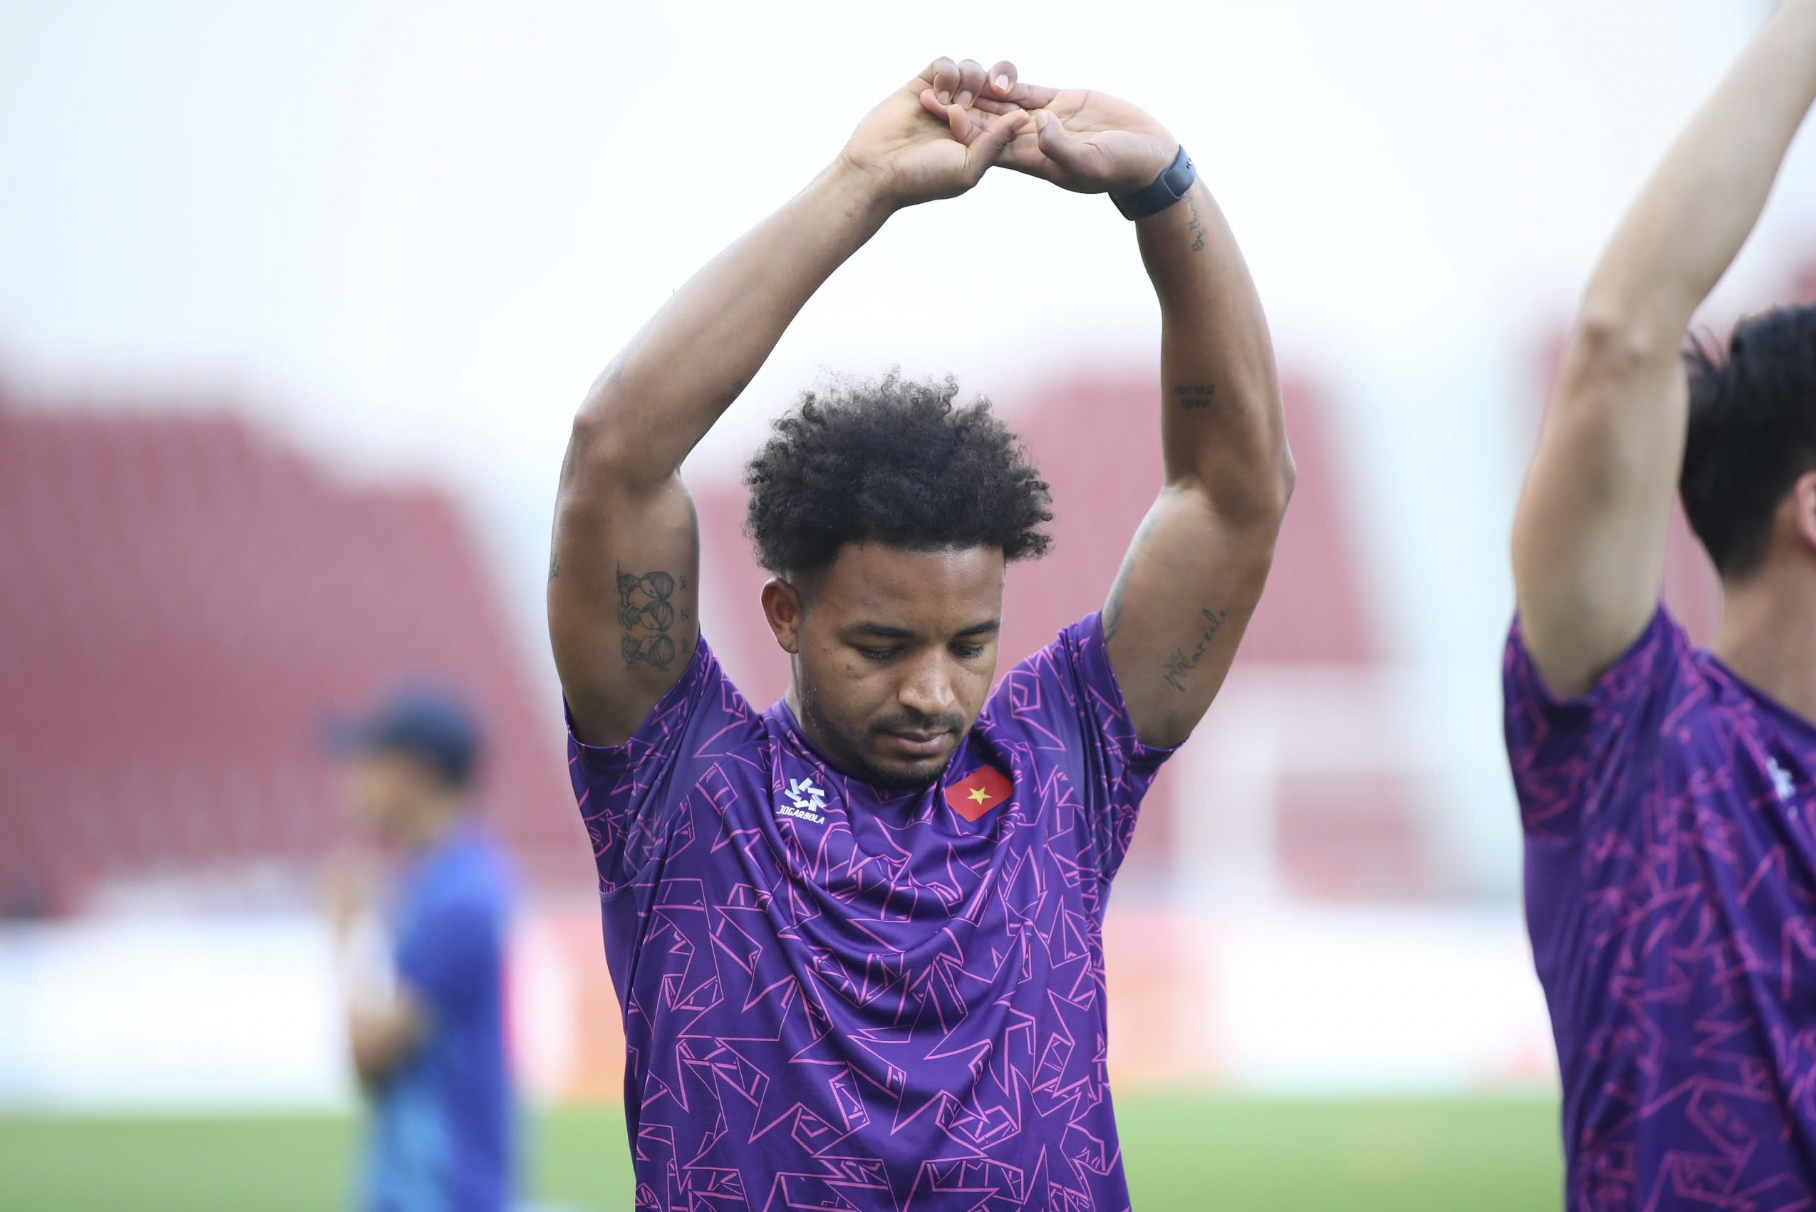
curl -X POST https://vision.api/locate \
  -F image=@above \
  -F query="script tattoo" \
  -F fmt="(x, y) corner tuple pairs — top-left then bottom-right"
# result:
(1174, 383), (1217, 410)
(1162, 607), (1230, 692)
(1185, 194), (1206, 253)
(617, 566), (679, 670)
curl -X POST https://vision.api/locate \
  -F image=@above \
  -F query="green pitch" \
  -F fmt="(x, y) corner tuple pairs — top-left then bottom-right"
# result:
(0, 1093), (1560, 1210)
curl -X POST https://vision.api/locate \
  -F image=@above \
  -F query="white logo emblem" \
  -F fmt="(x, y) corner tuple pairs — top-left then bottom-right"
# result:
(1769, 757), (1798, 805)
(778, 777), (828, 824)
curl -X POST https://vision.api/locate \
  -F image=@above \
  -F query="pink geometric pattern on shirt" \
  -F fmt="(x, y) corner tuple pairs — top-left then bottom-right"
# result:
(1505, 607), (1816, 1210)
(567, 616), (1169, 1211)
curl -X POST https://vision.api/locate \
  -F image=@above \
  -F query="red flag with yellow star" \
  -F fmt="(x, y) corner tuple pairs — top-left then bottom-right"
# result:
(942, 764), (1012, 822)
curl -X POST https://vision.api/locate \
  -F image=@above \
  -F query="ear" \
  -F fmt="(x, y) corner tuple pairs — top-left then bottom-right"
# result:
(1795, 470), (1816, 556)
(760, 577), (804, 654)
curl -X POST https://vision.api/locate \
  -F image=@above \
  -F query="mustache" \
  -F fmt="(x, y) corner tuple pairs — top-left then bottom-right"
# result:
(871, 710), (966, 737)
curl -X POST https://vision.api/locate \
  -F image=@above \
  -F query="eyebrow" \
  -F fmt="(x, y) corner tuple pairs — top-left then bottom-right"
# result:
(849, 620), (1000, 640)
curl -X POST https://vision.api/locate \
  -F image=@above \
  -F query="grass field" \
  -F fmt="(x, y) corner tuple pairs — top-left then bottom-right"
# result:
(0, 1093), (1562, 1210)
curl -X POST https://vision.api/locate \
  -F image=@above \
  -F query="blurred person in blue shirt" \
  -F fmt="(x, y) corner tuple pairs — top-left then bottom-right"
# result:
(326, 688), (517, 1212)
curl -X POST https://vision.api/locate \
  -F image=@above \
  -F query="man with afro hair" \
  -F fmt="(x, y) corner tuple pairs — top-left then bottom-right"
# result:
(548, 56), (1291, 1210)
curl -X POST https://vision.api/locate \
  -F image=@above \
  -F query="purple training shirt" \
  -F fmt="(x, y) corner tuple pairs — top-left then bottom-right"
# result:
(566, 614), (1172, 1211)
(1505, 606), (1816, 1209)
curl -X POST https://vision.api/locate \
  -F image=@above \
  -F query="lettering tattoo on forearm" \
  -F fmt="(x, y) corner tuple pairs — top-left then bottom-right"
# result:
(617, 566), (680, 670)
(1185, 195), (1206, 253)
(1162, 607), (1230, 692)
(1174, 384), (1217, 410)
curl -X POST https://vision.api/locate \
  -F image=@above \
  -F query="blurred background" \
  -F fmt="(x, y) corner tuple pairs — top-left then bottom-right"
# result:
(1, 0), (1811, 1208)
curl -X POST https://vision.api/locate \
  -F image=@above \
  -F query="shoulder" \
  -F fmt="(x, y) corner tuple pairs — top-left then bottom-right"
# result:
(1504, 604), (1703, 732)
(568, 635), (763, 777)
(980, 613), (1172, 768)
(1503, 605), (1716, 840)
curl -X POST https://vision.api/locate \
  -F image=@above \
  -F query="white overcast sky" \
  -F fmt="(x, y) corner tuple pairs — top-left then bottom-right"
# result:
(1, 0), (1809, 688)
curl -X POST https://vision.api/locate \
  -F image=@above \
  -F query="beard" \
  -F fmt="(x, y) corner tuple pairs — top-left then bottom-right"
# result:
(796, 690), (964, 791)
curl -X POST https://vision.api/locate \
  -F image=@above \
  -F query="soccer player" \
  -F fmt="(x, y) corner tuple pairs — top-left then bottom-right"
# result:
(547, 57), (1291, 1209)
(1506, 4), (1816, 1205)
(326, 689), (516, 1212)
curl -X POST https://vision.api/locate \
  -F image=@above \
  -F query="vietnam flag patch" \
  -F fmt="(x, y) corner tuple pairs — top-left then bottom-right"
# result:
(943, 764), (1013, 822)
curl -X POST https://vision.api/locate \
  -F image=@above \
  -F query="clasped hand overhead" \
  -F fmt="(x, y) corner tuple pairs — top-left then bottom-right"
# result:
(839, 57), (1180, 208)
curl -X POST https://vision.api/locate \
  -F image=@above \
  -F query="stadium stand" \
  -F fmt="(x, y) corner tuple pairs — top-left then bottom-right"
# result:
(0, 388), (583, 917)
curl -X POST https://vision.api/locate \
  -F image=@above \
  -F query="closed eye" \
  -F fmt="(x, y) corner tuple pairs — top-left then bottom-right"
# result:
(952, 644), (987, 659)
(857, 647), (899, 662)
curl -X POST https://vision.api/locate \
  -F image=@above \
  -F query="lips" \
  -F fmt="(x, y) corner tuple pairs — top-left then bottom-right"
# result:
(884, 731), (951, 758)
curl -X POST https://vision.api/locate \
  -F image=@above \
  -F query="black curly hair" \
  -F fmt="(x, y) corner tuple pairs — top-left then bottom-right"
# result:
(1682, 304), (1816, 579)
(743, 372), (1054, 577)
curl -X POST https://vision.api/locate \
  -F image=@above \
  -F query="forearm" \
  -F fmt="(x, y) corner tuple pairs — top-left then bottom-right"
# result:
(1138, 178), (1290, 520)
(569, 159), (894, 486)
(1588, 0), (1816, 339)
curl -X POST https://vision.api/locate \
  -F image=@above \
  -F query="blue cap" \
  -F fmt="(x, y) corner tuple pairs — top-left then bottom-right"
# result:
(326, 686), (482, 789)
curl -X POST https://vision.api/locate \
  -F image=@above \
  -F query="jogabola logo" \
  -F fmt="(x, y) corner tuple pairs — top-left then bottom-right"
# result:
(778, 776), (828, 825)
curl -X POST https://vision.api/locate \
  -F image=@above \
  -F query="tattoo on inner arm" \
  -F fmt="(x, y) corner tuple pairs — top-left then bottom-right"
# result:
(548, 550), (560, 581)
(617, 566), (680, 670)
(1102, 516), (1158, 643)
(1185, 195), (1206, 253)
(1162, 607), (1230, 692)
(1173, 383), (1217, 410)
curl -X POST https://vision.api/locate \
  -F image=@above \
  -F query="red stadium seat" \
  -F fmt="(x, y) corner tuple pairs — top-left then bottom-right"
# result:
(0, 389), (587, 914)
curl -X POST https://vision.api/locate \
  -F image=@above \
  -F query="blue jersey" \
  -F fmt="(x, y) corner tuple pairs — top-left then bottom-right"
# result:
(566, 615), (1174, 1211)
(365, 824), (516, 1212)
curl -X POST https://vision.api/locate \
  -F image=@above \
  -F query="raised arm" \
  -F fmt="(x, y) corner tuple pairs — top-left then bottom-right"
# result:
(551, 59), (1024, 745)
(1511, 2), (1816, 695)
(956, 84), (1292, 747)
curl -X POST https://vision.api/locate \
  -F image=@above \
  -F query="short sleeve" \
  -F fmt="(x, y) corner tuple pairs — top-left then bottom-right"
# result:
(1502, 605), (1693, 843)
(395, 892), (499, 1019)
(565, 636), (757, 894)
(983, 612), (1178, 883)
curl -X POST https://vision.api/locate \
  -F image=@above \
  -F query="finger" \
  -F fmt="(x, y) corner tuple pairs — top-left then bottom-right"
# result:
(995, 79), (1060, 110)
(944, 98), (975, 143)
(920, 87), (949, 121)
(964, 108), (1026, 181)
(924, 57), (960, 106)
(986, 60), (1018, 98)
(1034, 110), (1097, 175)
(954, 58), (987, 109)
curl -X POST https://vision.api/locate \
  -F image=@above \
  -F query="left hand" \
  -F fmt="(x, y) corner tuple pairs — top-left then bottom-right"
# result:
(321, 846), (382, 938)
(923, 78), (1177, 196)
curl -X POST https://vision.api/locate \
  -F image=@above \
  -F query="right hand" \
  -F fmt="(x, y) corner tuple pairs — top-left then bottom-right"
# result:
(841, 57), (1028, 207)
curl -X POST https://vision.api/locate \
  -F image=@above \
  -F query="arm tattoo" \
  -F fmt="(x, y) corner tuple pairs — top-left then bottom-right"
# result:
(1102, 516), (1158, 643)
(1162, 607), (1230, 692)
(1185, 194), (1206, 253)
(1102, 582), (1127, 642)
(617, 566), (679, 670)
(547, 550), (560, 581)
(1173, 383), (1217, 410)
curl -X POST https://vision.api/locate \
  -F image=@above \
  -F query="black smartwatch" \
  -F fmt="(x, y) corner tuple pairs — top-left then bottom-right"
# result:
(1111, 145), (1195, 220)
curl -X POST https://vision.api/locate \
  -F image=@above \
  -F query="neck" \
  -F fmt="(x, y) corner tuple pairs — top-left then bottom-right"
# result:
(1711, 565), (1816, 726)
(398, 801), (464, 855)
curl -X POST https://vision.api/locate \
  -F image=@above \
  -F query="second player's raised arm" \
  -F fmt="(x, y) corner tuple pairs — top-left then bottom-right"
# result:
(551, 60), (1025, 747)
(1511, 1), (1816, 696)
(1104, 169), (1294, 748)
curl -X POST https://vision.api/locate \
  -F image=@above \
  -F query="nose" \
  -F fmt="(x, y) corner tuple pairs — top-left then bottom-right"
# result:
(897, 650), (957, 721)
